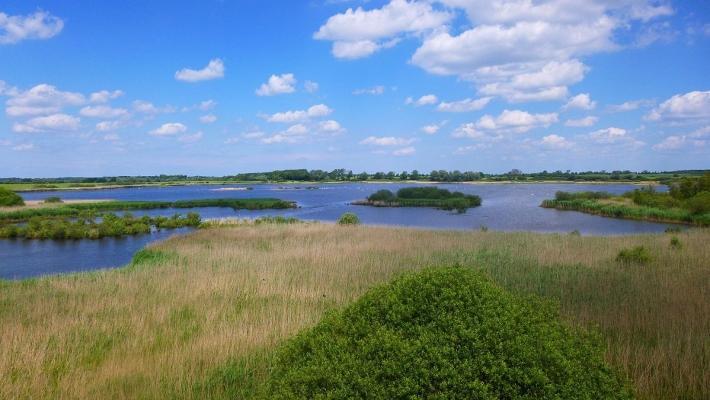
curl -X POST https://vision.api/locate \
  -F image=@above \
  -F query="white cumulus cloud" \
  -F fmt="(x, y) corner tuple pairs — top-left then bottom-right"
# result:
(437, 97), (491, 112)
(645, 91), (710, 121)
(563, 93), (597, 110)
(149, 122), (187, 136)
(256, 73), (297, 96)
(0, 10), (64, 44)
(13, 113), (80, 133)
(175, 59), (225, 82)
(360, 136), (415, 146)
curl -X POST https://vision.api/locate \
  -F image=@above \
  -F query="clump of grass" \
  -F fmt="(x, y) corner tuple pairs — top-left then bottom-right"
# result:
(253, 216), (300, 225)
(337, 212), (360, 225)
(616, 246), (652, 264)
(670, 236), (682, 249)
(479, 225), (488, 232)
(665, 226), (682, 233)
(570, 230), (581, 236)
(43, 196), (63, 203)
(269, 267), (631, 399)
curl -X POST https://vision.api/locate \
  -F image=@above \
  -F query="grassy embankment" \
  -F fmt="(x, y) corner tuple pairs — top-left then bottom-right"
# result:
(1, 224), (707, 399)
(542, 188), (710, 226)
(355, 187), (482, 213)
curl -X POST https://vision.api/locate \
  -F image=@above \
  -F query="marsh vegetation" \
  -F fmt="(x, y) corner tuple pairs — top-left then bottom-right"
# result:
(0, 224), (707, 399)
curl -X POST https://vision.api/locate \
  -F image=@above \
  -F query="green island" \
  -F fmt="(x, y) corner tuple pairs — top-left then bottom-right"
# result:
(354, 186), (482, 213)
(541, 173), (710, 226)
(2, 169), (708, 192)
(0, 198), (296, 224)
(0, 221), (707, 399)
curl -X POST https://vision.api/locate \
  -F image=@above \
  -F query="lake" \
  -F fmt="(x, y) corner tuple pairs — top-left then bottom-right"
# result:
(1, 183), (675, 279)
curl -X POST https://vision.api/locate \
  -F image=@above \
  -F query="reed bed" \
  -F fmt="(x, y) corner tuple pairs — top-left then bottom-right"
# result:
(0, 225), (708, 399)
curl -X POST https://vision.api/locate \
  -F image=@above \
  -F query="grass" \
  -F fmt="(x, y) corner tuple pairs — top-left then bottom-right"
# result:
(358, 187), (482, 213)
(0, 198), (296, 223)
(0, 225), (708, 399)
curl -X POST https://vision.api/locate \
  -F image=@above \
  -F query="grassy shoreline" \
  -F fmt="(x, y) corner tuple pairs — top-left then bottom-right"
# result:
(2, 180), (662, 193)
(1, 224), (707, 399)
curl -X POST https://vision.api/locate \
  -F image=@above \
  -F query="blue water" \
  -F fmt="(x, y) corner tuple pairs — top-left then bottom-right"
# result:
(1, 183), (676, 279)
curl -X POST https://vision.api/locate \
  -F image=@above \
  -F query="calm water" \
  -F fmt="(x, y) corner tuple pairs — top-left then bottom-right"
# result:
(1, 183), (674, 279)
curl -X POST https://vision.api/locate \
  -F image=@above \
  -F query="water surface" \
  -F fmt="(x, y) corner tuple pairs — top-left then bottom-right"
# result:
(2, 183), (674, 279)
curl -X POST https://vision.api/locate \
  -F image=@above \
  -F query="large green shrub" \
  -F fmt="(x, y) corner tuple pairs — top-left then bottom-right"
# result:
(268, 267), (631, 399)
(367, 189), (396, 202)
(0, 187), (24, 206)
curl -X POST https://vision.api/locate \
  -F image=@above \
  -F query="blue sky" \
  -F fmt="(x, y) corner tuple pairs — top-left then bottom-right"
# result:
(0, 0), (709, 177)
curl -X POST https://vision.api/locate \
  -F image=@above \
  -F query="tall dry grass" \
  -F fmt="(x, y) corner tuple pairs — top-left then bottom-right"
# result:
(0, 225), (708, 399)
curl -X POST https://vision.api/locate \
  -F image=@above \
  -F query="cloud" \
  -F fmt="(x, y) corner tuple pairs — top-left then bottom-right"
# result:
(353, 85), (385, 95)
(563, 93), (596, 110)
(360, 136), (415, 146)
(314, 0), (451, 59)
(103, 133), (120, 142)
(12, 143), (34, 151)
(645, 91), (710, 121)
(608, 99), (654, 112)
(256, 73), (296, 96)
(13, 113), (80, 133)
(393, 146), (416, 156)
(149, 122), (187, 136)
(96, 120), (126, 132)
(539, 134), (573, 149)
(406, 94), (438, 106)
(132, 100), (174, 114)
(588, 127), (629, 143)
(266, 104), (333, 123)
(89, 90), (124, 104)
(199, 114), (217, 124)
(653, 125), (710, 151)
(453, 144), (489, 154)
(477, 60), (586, 102)
(304, 80), (319, 93)
(175, 58), (225, 82)
(0, 10), (64, 44)
(421, 124), (441, 135)
(318, 120), (345, 134)
(198, 100), (217, 111)
(6, 84), (85, 117)
(242, 130), (265, 139)
(437, 97), (491, 112)
(475, 109), (558, 133)
(652, 135), (686, 151)
(178, 131), (203, 143)
(79, 105), (129, 119)
(565, 116), (598, 127)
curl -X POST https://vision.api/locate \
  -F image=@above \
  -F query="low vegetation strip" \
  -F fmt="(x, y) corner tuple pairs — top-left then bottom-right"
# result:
(355, 187), (482, 213)
(1, 225), (707, 399)
(0, 213), (201, 240)
(0, 198), (296, 223)
(269, 266), (631, 399)
(541, 198), (710, 225)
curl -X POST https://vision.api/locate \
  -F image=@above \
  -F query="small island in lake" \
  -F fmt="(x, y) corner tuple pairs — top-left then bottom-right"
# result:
(353, 186), (482, 213)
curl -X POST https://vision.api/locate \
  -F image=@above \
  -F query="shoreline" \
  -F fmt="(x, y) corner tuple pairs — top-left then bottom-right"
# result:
(5, 179), (662, 193)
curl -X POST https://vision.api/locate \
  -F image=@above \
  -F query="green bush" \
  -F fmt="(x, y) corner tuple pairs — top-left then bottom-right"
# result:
(0, 187), (24, 206)
(43, 196), (63, 203)
(367, 189), (396, 202)
(616, 246), (652, 264)
(268, 267), (631, 399)
(337, 212), (360, 225)
(684, 191), (710, 214)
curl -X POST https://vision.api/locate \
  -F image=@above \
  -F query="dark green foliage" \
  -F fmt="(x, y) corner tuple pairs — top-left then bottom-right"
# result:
(367, 189), (396, 202)
(669, 172), (710, 199)
(0, 198), (295, 224)
(337, 212), (360, 225)
(570, 230), (581, 236)
(363, 186), (482, 213)
(0, 187), (24, 206)
(0, 212), (201, 240)
(554, 191), (612, 201)
(43, 196), (63, 203)
(684, 191), (710, 214)
(616, 246), (652, 264)
(664, 226), (682, 233)
(129, 248), (178, 267)
(268, 267), (631, 399)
